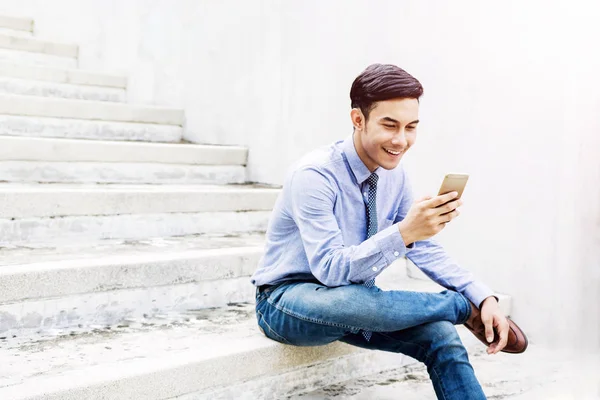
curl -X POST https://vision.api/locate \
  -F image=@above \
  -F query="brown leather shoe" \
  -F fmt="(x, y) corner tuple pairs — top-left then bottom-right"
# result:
(464, 308), (529, 354)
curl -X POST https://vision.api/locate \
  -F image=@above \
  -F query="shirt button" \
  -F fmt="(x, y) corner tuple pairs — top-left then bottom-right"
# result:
(364, 192), (367, 196)
(394, 251), (399, 257)
(372, 266), (378, 271)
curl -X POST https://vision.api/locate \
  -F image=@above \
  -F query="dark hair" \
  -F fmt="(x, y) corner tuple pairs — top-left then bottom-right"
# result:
(350, 63), (423, 121)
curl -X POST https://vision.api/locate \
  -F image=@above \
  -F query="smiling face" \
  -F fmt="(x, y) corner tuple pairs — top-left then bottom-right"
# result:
(351, 97), (420, 172)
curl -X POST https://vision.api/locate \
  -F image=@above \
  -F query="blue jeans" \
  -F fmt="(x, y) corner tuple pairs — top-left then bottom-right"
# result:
(255, 280), (487, 400)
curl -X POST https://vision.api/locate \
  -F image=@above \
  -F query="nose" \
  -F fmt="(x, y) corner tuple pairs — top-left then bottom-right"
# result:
(391, 129), (408, 148)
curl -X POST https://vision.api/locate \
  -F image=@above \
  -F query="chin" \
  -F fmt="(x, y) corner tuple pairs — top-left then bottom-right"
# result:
(378, 158), (402, 170)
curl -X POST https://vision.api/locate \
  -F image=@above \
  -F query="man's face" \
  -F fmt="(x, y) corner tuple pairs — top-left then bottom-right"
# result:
(353, 98), (419, 171)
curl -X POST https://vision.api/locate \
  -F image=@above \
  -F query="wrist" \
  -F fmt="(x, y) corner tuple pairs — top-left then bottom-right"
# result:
(479, 295), (499, 309)
(397, 221), (414, 247)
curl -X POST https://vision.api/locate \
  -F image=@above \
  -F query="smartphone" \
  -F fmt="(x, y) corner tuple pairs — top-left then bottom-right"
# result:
(437, 173), (469, 208)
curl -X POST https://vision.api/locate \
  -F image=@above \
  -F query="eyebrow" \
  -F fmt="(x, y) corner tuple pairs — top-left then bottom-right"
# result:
(380, 117), (420, 125)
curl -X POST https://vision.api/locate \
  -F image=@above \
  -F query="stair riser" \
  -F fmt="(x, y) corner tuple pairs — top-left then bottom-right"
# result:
(0, 190), (278, 218)
(0, 33), (77, 58)
(0, 276), (255, 335)
(0, 162), (246, 185)
(0, 136), (248, 164)
(0, 47), (76, 68)
(0, 28), (33, 37)
(0, 93), (183, 125)
(0, 211), (271, 245)
(0, 336), (412, 400)
(0, 248), (263, 303)
(177, 353), (415, 400)
(0, 115), (182, 142)
(0, 16), (33, 33)
(0, 77), (126, 102)
(0, 61), (127, 88)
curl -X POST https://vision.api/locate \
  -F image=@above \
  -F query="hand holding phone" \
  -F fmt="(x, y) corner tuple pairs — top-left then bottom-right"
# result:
(397, 174), (468, 245)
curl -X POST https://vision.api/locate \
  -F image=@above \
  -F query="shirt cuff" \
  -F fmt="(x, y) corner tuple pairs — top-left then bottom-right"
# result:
(372, 223), (409, 265)
(462, 281), (498, 310)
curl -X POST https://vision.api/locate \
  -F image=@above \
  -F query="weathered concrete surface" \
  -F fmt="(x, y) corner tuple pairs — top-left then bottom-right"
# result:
(292, 329), (600, 400)
(0, 114), (182, 142)
(0, 32), (77, 58)
(0, 47), (76, 68)
(0, 136), (248, 165)
(0, 234), (266, 334)
(0, 61), (127, 88)
(0, 93), (183, 125)
(0, 183), (280, 218)
(0, 161), (247, 184)
(0, 304), (413, 400)
(0, 15), (33, 33)
(0, 210), (272, 245)
(0, 27), (33, 38)
(0, 76), (126, 102)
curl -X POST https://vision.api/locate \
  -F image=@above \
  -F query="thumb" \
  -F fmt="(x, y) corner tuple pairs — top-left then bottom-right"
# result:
(417, 195), (433, 203)
(482, 314), (494, 343)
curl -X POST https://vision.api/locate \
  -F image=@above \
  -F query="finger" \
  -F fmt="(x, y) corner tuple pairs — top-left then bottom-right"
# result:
(487, 334), (501, 353)
(417, 195), (433, 203)
(426, 191), (459, 208)
(437, 199), (463, 215)
(488, 317), (509, 354)
(496, 319), (510, 352)
(439, 209), (460, 223)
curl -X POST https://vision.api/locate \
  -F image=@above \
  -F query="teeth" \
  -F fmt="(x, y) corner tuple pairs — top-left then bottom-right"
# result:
(384, 148), (400, 155)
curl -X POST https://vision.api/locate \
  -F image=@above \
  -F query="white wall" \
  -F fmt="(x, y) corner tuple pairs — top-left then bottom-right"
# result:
(1, 0), (598, 351)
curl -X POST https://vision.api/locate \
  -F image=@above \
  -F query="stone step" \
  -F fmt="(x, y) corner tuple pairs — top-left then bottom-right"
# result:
(0, 60), (127, 88)
(0, 234), (266, 334)
(0, 15), (34, 33)
(0, 183), (279, 218)
(0, 136), (247, 184)
(0, 114), (182, 142)
(0, 183), (278, 245)
(0, 75), (126, 102)
(0, 93), (183, 125)
(0, 27), (34, 38)
(0, 238), (511, 336)
(0, 271), (512, 399)
(0, 136), (247, 165)
(0, 47), (77, 69)
(0, 302), (411, 400)
(0, 24), (76, 68)
(0, 32), (77, 58)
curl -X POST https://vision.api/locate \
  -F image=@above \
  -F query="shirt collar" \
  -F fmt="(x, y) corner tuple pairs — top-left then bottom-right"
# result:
(342, 134), (379, 185)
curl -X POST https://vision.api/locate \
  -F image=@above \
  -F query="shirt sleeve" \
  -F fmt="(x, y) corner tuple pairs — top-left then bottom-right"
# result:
(394, 168), (498, 309)
(289, 166), (410, 287)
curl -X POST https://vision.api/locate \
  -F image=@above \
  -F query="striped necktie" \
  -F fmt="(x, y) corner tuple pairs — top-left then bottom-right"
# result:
(362, 172), (378, 341)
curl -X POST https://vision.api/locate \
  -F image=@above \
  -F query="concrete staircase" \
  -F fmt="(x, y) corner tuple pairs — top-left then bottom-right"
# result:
(0, 14), (512, 399)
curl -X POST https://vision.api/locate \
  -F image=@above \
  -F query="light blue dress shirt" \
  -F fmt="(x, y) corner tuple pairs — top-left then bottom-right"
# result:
(250, 134), (496, 308)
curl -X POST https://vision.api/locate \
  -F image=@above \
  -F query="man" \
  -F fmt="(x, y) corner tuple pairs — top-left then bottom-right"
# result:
(250, 63), (527, 399)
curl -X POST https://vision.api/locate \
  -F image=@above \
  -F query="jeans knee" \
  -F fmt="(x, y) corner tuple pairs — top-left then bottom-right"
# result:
(441, 289), (472, 325)
(424, 321), (469, 363)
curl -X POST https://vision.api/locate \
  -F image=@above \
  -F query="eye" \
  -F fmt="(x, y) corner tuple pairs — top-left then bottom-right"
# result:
(383, 124), (395, 129)
(407, 126), (417, 130)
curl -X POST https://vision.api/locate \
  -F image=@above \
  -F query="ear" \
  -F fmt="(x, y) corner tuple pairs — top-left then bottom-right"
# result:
(350, 108), (364, 130)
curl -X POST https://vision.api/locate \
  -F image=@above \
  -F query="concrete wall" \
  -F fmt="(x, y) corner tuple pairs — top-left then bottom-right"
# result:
(1, 0), (598, 351)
